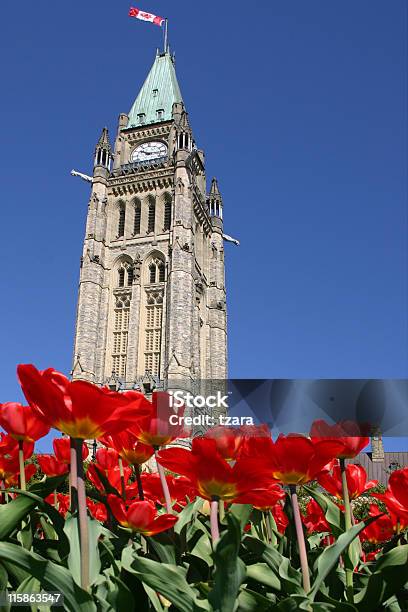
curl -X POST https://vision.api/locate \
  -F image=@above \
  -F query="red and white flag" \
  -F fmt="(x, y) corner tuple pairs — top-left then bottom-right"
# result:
(128, 7), (165, 27)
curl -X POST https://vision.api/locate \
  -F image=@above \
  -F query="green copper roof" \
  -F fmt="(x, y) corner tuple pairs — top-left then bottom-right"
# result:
(126, 51), (183, 129)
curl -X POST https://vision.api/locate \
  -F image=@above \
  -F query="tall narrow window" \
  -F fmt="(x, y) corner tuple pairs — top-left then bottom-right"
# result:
(118, 204), (125, 237)
(144, 293), (162, 375)
(133, 200), (141, 235)
(127, 267), (134, 286)
(112, 295), (130, 378)
(118, 268), (125, 287)
(142, 254), (166, 376)
(147, 198), (155, 233)
(163, 194), (171, 231)
(158, 263), (165, 283)
(149, 263), (156, 284)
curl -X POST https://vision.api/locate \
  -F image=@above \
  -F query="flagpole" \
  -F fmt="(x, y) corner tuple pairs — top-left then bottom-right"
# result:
(164, 18), (168, 52)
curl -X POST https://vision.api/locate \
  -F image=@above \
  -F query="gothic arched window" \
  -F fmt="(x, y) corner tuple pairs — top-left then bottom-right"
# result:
(117, 260), (133, 288)
(147, 197), (155, 233)
(118, 203), (125, 237)
(163, 193), (172, 231)
(146, 255), (166, 285)
(133, 200), (141, 235)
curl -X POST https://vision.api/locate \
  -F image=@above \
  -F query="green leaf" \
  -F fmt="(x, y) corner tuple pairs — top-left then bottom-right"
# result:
(227, 504), (253, 532)
(304, 485), (344, 538)
(64, 516), (103, 587)
(17, 517), (33, 550)
(121, 545), (210, 612)
(309, 520), (371, 600)
(0, 542), (96, 611)
(0, 479), (68, 545)
(142, 584), (165, 612)
(0, 562), (8, 590)
(242, 535), (303, 595)
(209, 513), (246, 612)
(190, 529), (213, 567)
(354, 545), (408, 611)
(149, 531), (176, 564)
(236, 587), (274, 611)
(174, 497), (204, 534)
(246, 562), (281, 590)
(15, 575), (44, 612)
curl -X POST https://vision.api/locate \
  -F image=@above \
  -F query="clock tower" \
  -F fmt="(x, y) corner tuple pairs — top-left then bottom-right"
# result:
(72, 49), (228, 393)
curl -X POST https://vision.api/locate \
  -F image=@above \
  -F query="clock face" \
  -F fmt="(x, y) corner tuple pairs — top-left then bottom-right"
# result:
(131, 141), (168, 162)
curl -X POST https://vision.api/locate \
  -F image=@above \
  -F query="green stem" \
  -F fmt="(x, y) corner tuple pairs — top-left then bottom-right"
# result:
(155, 449), (172, 513)
(18, 441), (26, 491)
(135, 464), (145, 500)
(118, 457), (126, 500)
(219, 500), (225, 522)
(340, 458), (354, 603)
(264, 511), (273, 543)
(75, 438), (89, 591)
(210, 498), (220, 544)
(289, 485), (311, 593)
(70, 437), (78, 513)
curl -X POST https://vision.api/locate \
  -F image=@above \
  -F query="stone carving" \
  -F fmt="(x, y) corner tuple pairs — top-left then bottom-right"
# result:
(133, 253), (142, 283)
(176, 177), (185, 195)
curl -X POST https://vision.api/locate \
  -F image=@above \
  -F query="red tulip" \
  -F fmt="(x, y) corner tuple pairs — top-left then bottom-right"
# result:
(101, 432), (154, 466)
(107, 495), (177, 535)
(132, 391), (189, 447)
(361, 549), (381, 563)
(302, 499), (330, 534)
(17, 364), (150, 439)
(136, 473), (195, 508)
(271, 502), (289, 534)
(6, 462), (37, 487)
(157, 437), (274, 503)
(0, 433), (34, 460)
(0, 402), (49, 442)
(244, 434), (344, 486)
(45, 493), (70, 517)
(0, 432), (19, 455)
(204, 426), (246, 461)
(388, 468), (408, 512)
(310, 420), (370, 459)
(53, 436), (89, 463)
(87, 464), (131, 493)
(37, 454), (69, 477)
(243, 483), (286, 510)
(317, 463), (377, 501)
(372, 468), (408, 525)
(359, 504), (395, 544)
(86, 499), (108, 522)
(94, 447), (126, 470)
(0, 454), (19, 482)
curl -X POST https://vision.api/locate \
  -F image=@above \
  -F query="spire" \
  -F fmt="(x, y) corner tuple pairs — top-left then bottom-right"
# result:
(126, 51), (183, 128)
(208, 178), (223, 220)
(94, 127), (112, 170)
(96, 127), (112, 151)
(210, 177), (221, 197)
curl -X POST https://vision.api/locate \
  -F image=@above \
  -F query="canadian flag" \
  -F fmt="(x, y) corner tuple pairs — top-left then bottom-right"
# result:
(128, 7), (165, 27)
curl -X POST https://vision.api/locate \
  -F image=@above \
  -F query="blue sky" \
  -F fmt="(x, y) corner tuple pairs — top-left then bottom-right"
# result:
(0, 1), (406, 451)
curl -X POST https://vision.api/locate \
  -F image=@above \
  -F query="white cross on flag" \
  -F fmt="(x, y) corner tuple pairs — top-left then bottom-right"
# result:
(128, 6), (165, 27)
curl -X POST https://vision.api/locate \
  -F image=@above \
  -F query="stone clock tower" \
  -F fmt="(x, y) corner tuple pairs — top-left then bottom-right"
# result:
(72, 50), (228, 392)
